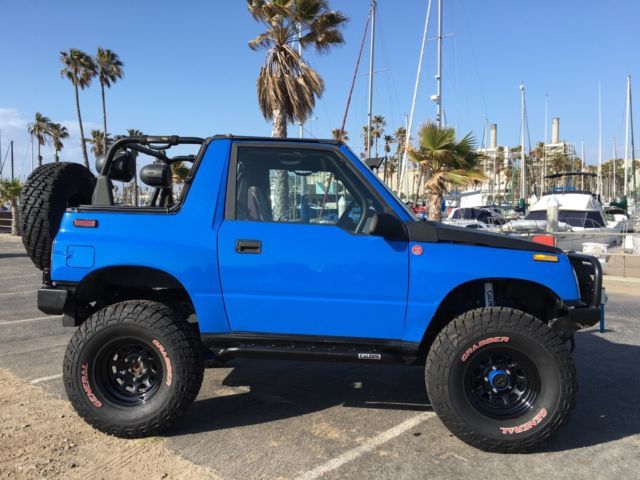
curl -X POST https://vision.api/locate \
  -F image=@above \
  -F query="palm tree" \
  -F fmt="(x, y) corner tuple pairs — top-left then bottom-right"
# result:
(96, 48), (124, 154)
(331, 128), (348, 142)
(27, 112), (51, 166)
(392, 126), (406, 190)
(171, 161), (190, 184)
(383, 134), (394, 183)
(0, 179), (22, 235)
(408, 123), (486, 221)
(394, 126), (407, 158)
(87, 129), (110, 159)
(361, 125), (373, 157)
(48, 123), (69, 162)
(60, 49), (97, 168)
(127, 129), (143, 206)
(372, 115), (386, 158)
(247, 0), (348, 220)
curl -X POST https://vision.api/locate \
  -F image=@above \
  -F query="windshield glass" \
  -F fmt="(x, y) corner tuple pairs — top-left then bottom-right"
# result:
(340, 145), (418, 221)
(375, 176), (419, 220)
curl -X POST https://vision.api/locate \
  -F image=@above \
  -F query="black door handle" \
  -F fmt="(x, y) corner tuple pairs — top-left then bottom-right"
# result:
(235, 239), (262, 254)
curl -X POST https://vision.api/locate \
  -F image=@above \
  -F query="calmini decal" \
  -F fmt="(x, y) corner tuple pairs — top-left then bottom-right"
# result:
(81, 362), (102, 408)
(152, 339), (173, 387)
(461, 336), (510, 362)
(500, 408), (548, 435)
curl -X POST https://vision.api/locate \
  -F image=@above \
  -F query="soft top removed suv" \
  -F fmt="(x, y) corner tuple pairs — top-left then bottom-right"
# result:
(19, 135), (603, 453)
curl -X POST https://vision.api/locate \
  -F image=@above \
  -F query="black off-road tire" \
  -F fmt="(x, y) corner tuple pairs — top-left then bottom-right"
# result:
(426, 307), (577, 453)
(19, 162), (95, 270)
(63, 300), (204, 438)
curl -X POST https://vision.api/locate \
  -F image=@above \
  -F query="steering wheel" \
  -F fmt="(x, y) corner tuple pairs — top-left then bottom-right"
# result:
(337, 198), (370, 233)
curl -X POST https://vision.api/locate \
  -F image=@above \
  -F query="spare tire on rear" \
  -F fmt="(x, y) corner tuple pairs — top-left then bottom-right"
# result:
(19, 162), (95, 271)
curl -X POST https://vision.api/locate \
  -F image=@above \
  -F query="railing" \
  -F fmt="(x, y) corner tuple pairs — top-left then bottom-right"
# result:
(0, 211), (13, 233)
(516, 228), (640, 278)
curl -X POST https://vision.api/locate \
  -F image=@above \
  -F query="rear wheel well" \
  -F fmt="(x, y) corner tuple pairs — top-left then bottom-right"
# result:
(69, 267), (195, 326)
(416, 279), (565, 363)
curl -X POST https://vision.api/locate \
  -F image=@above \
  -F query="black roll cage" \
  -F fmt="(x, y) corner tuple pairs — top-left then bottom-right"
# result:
(94, 136), (205, 208)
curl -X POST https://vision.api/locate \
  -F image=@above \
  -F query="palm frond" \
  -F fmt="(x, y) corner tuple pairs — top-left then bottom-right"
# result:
(249, 0), (346, 127)
(96, 48), (124, 88)
(60, 48), (97, 89)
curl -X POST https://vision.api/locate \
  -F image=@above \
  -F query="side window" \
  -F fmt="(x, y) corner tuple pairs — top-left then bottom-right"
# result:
(233, 146), (384, 233)
(586, 211), (605, 228)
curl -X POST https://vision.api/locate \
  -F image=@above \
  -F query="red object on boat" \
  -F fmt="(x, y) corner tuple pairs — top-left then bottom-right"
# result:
(531, 234), (556, 247)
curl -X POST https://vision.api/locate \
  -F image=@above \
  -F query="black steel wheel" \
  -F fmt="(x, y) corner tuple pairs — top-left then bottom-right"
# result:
(464, 347), (541, 420)
(95, 339), (163, 406)
(64, 300), (204, 438)
(426, 307), (577, 453)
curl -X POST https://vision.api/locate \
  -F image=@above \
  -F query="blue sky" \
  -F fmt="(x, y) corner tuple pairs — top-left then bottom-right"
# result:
(1, 0), (639, 179)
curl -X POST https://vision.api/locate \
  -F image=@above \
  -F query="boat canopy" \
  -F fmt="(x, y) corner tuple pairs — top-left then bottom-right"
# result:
(543, 172), (598, 195)
(525, 209), (606, 228)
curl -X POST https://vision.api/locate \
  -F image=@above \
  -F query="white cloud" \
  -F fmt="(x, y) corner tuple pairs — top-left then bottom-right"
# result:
(0, 107), (100, 180)
(0, 108), (28, 130)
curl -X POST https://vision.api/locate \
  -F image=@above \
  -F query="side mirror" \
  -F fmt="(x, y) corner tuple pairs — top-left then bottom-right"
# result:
(140, 162), (172, 188)
(369, 213), (407, 241)
(96, 150), (136, 182)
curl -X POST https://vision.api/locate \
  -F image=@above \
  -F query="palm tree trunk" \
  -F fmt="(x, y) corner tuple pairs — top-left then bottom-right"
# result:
(100, 82), (108, 156)
(271, 109), (290, 221)
(383, 156), (388, 183)
(75, 82), (90, 169)
(428, 179), (444, 221)
(37, 142), (42, 167)
(10, 199), (18, 236)
(428, 192), (442, 221)
(55, 148), (59, 162)
(133, 160), (139, 206)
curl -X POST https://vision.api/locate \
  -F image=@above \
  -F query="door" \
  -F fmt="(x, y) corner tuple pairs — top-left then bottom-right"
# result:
(217, 144), (409, 339)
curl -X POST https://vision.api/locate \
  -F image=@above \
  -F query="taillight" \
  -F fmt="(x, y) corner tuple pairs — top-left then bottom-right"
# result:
(73, 219), (98, 228)
(531, 234), (555, 247)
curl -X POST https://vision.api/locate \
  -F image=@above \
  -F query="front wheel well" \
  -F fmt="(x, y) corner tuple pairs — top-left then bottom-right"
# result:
(416, 278), (566, 363)
(68, 266), (195, 326)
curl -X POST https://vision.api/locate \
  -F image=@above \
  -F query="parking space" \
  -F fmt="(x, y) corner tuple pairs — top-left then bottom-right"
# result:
(1, 233), (639, 479)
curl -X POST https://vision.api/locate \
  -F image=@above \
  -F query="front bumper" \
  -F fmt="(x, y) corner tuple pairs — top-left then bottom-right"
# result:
(562, 252), (604, 330)
(567, 303), (603, 329)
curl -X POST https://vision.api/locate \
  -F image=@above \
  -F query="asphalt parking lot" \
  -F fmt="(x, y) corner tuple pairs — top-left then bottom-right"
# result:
(1, 233), (639, 479)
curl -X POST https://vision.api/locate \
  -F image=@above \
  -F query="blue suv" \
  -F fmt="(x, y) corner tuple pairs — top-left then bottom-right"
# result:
(20, 135), (604, 452)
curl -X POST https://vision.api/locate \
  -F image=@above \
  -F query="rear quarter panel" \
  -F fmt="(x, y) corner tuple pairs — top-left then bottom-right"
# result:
(403, 242), (580, 342)
(50, 139), (232, 333)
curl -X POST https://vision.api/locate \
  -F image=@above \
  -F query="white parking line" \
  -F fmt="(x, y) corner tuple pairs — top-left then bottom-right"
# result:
(30, 373), (63, 384)
(295, 411), (434, 480)
(0, 289), (38, 297)
(0, 316), (59, 325)
(0, 273), (40, 281)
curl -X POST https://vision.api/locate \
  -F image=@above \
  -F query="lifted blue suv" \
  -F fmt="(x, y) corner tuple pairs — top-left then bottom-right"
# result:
(20, 135), (603, 452)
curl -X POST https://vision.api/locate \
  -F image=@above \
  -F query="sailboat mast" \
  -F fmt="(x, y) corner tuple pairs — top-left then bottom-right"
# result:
(630, 78), (637, 199)
(436, 0), (443, 126)
(520, 83), (526, 203)
(613, 137), (617, 199)
(543, 92), (548, 183)
(598, 81), (602, 195)
(10, 140), (14, 181)
(624, 75), (630, 197)
(366, 0), (376, 160)
(581, 140), (585, 190)
(298, 24), (304, 138)
(398, 0), (433, 198)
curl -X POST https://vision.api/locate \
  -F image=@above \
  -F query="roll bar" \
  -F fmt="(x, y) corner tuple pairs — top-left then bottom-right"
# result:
(101, 136), (204, 175)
